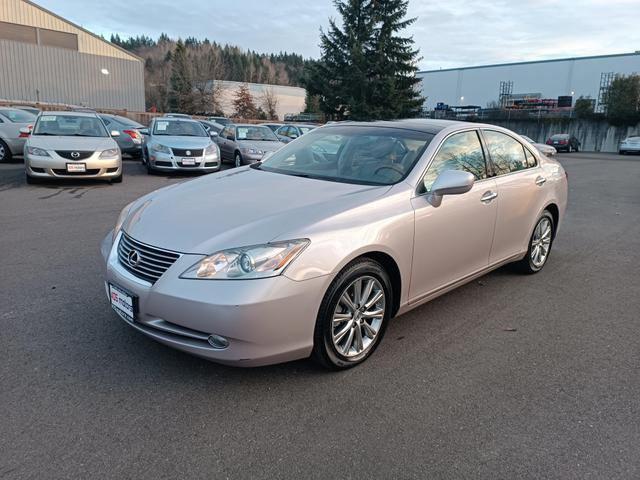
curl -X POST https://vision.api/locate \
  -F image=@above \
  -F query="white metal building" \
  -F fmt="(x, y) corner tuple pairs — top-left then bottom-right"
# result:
(417, 52), (640, 111)
(0, 0), (145, 110)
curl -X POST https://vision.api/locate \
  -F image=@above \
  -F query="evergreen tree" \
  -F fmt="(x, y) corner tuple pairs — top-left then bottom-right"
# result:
(606, 75), (640, 126)
(168, 41), (194, 113)
(232, 83), (257, 119)
(306, 0), (423, 120)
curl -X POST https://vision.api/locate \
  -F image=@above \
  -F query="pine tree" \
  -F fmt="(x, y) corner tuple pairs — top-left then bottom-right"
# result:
(232, 83), (257, 119)
(168, 41), (194, 113)
(306, 0), (423, 120)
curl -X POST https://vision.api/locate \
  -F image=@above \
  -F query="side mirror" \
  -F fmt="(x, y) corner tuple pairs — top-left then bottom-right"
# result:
(427, 170), (475, 207)
(110, 130), (120, 137)
(210, 131), (218, 138)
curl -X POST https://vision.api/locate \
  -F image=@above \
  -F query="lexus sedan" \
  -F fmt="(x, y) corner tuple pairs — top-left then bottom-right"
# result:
(102, 120), (567, 369)
(0, 106), (37, 162)
(142, 117), (221, 174)
(619, 136), (640, 155)
(216, 124), (285, 167)
(24, 111), (122, 183)
(521, 135), (557, 156)
(98, 114), (145, 158)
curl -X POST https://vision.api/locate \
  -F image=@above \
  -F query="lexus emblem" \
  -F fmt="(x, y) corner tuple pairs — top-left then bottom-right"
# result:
(127, 250), (141, 267)
(186, 150), (191, 156)
(71, 151), (80, 159)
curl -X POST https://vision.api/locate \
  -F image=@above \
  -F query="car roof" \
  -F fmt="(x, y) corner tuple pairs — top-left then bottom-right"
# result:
(323, 119), (494, 134)
(38, 110), (99, 117)
(232, 123), (272, 128)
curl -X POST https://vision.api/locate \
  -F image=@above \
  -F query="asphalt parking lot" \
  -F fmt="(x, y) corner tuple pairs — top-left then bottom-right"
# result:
(1, 153), (639, 479)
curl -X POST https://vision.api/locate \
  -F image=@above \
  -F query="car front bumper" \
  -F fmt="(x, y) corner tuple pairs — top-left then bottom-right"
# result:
(101, 231), (330, 366)
(149, 151), (221, 171)
(25, 152), (122, 179)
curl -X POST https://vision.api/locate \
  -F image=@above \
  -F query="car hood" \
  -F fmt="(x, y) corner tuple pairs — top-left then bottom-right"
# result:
(28, 135), (117, 150)
(237, 140), (283, 152)
(151, 136), (212, 148)
(122, 168), (389, 254)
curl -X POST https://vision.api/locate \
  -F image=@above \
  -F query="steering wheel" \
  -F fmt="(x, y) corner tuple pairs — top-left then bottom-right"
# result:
(374, 164), (405, 176)
(311, 150), (330, 164)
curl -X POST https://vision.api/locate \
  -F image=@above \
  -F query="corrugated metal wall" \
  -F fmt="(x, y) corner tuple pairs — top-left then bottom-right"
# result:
(0, 39), (145, 110)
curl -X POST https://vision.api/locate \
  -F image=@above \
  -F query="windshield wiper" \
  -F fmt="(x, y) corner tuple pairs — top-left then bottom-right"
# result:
(71, 134), (101, 137)
(33, 132), (57, 136)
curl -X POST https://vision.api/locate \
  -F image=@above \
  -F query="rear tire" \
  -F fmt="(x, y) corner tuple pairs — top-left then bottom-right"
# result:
(0, 139), (12, 163)
(312, 258), (393, 370)
(513, 211), (555, 274)
(235, 151), (242, 168)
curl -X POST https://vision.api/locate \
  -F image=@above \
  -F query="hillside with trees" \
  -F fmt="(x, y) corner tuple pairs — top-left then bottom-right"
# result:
(110, 34), (310, 112)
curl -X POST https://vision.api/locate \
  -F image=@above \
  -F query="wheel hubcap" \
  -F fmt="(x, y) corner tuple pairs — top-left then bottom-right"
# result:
(332, 276), (385, 358)
(0, 145), (5, 160)
(531, 217), (552, 268)
(235, 155), (240, 167)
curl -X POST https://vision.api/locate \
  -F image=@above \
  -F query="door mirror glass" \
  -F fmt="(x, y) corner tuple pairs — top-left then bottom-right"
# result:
(210, 131), (218, 138)
(110, 130), (120, 137)
(427, 170), (475, 207)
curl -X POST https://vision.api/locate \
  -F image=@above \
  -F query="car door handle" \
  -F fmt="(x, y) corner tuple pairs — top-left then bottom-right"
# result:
(535, 176), (547, 186)
(480, 191), (498, 203)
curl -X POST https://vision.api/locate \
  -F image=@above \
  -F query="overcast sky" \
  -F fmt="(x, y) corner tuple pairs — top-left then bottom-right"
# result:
(37, 0), (640, 71)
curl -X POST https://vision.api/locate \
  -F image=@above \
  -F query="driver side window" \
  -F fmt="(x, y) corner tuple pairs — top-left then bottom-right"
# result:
(421, 130), (487, 193)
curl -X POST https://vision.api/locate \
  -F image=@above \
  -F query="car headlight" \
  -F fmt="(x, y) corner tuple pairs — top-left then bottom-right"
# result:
(242, 148), (263, 155)
(150, 143), (171, 154)
(204, 143), (219, 157)
(181, 239), (309, 280)
(26, 146), (49, 157)
(113, 201), (135, 243)
(99, 148), (120, 159)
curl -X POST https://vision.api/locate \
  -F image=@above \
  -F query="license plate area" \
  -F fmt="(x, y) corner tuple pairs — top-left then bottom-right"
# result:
(109, 283), (138, 322)
(66, 163), (86, 172)
(181, 157), (196, 166)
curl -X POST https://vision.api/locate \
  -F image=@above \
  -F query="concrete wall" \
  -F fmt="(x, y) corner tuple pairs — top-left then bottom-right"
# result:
(484, 119), (640, 153)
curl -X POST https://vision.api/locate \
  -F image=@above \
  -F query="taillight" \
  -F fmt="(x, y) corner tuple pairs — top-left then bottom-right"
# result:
(19, 125), (32, 138)
(560, 140), (568, 145)
(123, 129), (141, 140)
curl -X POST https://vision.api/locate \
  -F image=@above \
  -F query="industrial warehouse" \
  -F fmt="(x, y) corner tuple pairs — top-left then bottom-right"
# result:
(0, 0), (145, 110)
(418, 51), (640, 113)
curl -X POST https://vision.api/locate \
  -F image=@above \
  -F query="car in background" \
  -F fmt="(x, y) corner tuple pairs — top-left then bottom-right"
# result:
(102, 119), (567, 368)
(546, 134), (580, 152)
(142, 117), (221, 174)
(163, 113), (192, 119)
(99, 114), (145, 158)
(261, 123), (284, 133)
(207, 116), (231, 126)
(198, 120), (225, 137)
(275, 124), (318, 143)
(0, 107), (37, 162)
(521, 135), (557, 156)
(618, 136), (640, 155)
(11, 105), (40, 116)
(215, 123), (285, 167)
(24, 111), (122, 183)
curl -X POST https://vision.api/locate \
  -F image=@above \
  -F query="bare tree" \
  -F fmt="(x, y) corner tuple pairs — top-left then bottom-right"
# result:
(190, 46), (227, 114)
(261, 87), (279, 120)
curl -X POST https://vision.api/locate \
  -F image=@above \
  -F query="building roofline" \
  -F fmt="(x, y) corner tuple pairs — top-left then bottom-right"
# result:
(418, 51), (640, 74)
(20, 0), (143, 62)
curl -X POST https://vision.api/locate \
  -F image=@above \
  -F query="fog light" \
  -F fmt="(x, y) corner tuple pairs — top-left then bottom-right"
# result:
(207, 334), (229, 349)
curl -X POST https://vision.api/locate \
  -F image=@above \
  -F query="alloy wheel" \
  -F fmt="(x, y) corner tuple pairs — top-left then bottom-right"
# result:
(235, 153), (241, 168)
(530, 217), (552, 268)
(0, 144), (5, 161)
(331, 276), (385, 358)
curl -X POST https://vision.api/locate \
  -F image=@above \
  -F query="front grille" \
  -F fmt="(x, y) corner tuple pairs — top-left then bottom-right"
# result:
(117, 233), (181, 284)
(52, 168), (100, 176)
(171, 148), (203, 157)
(55, 150), (94, 160)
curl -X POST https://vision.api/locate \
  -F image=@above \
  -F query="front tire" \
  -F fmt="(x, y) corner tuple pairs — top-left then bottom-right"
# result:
(234, 151), (242, 168)
(312, 258), (392, 370)
(514, 211), (555, 274)
(0, 139), (12, 163)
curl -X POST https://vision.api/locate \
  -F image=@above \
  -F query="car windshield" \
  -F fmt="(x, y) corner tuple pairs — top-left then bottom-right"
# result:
(33, 114), (109, 137)
(0, 109), (36, 123)
(236, 126), (279, 141)
(153, 120), (207, 137)
(256, 126), (434, 186)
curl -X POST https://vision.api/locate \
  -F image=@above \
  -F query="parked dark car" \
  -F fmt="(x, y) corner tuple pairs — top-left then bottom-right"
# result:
(207, 116), (231, 126)
(99, 114), (145, 158)
(546, 134), (580, 153)
(198, 120), (225, 137)
(275, 124), (318, 143)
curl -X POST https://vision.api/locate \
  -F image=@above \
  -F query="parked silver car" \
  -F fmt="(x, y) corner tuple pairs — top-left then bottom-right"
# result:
(98, 114), (145, 158)
(24, 111), (122, 183)
(102, 119), (568, 368)
(619, 136), (640, 155)
(521, 135), (557, 156)
(0, 107), (36, 162)
(275, 123), (317, 143)
(142, 117), (221, 174)
(216, 123), (285, 167)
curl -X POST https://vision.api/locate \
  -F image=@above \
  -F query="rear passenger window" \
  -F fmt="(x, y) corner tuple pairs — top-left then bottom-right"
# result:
(422, 130), (487, 192)
(483, 130), (529, 175)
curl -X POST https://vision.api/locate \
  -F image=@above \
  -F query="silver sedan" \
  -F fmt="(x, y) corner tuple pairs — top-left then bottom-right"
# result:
(102, 120), (568, 369)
